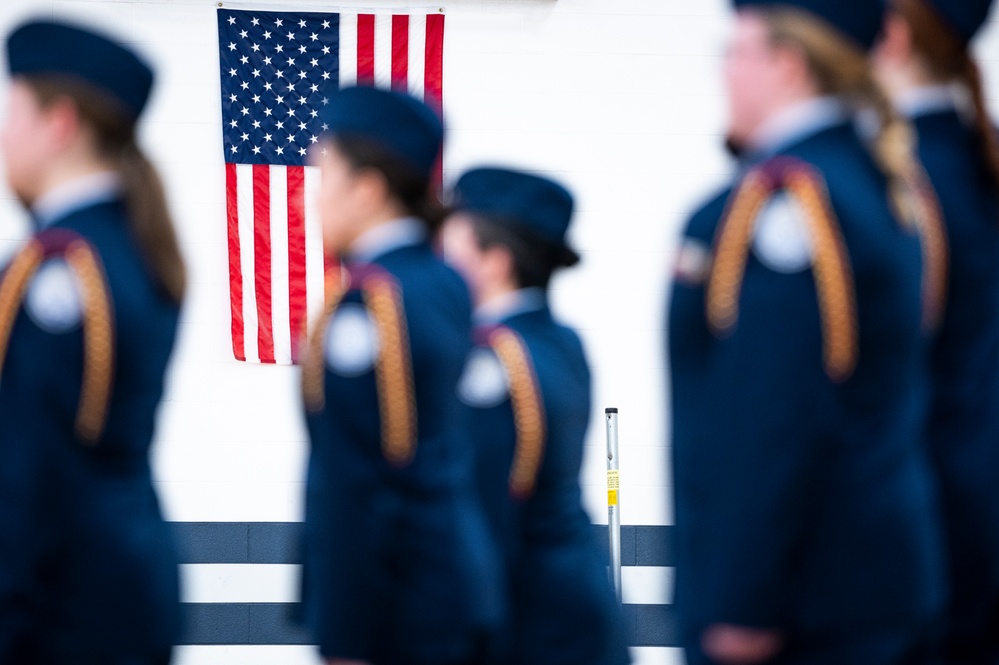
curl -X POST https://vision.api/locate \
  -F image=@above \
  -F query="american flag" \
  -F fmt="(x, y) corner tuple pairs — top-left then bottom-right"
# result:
(217, 9), (445, 364)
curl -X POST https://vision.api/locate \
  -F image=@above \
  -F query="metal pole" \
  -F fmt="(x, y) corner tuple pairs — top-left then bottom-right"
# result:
(605, 407), (622, 603)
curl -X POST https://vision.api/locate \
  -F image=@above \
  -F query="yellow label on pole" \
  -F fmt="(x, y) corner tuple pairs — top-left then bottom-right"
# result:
(607, 469), (620, 506)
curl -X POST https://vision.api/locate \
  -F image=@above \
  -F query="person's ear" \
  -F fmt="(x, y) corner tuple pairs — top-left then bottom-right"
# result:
(878, 13), (914, 66)
(42, 95), (83, 154)
(772, 41), (813, 95)
(481, 244), (515, 286)
(352, 166), (391, 213)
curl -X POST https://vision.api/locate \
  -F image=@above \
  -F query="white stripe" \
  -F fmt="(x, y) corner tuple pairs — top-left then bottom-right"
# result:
(373, 14), (393, 88)
(178, 562), (673, 605)
(269, 166), (292, 365)
(303, 166), (324, 330)
(180, 564), (300, 603)
(174, 646), (679, 665)
(236, 164), (259, 364)
(338, 13), (357, 88)
(173, 646), (323, 665)
(630, 647), (686, 665)
(407, 13), (426, 99)
(622, 565), (674, 605)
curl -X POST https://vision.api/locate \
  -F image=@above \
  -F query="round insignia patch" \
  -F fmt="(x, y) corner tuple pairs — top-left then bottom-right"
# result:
(458, 347), (510, 408)
(752, 193), (814, 273)
(324, 303), (380, 376)
(25, 260), (83, 334)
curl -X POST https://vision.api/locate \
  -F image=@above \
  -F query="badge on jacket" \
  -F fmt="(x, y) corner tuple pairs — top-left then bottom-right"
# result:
(25, 259), (83, 333)
(751, 193), (814, 273)
(458, 347), (509, 408)
(324, 302), (380, 376)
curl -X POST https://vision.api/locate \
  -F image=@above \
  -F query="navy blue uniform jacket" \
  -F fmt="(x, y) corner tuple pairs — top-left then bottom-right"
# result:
(301, 234), (503, 665)
(668, 120), (946, 648)
(0, 198), (182, 664)
(461, 302), (630, 665)
(915, 107), (999, 649)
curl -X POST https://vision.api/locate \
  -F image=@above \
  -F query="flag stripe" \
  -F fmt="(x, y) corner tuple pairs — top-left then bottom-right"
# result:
(287, 167), (307, 358)
(407, 14), (426, 99)
(356, 14), (375, 85)
(236, 164), (259, 364)
(252, 165), (275, 364)
(338, 14), (358, 88)
(303, 166), (324, 332)
(391, 15), (409, 92)
(424, 14), (444, 113)
(268, 167), (291, 365)
(374, 14), (393, 89)
(225, 163), (245, 361)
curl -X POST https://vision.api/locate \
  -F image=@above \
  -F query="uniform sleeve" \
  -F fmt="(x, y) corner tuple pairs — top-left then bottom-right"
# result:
(0, 308), (87, 656)
(671, 259), (833, 628)
(0, 403), (45, 657)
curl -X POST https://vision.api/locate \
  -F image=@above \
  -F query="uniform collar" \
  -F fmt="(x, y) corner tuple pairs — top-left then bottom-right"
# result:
(745, 96), (850, 163)
(31, 171), (121, 230)
(895, 84), (965, 120)
(346, 217), (427, 264)
(474, 287), (546, 325)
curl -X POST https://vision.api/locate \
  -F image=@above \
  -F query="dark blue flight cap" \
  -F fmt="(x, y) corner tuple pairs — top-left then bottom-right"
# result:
(6, 19), (154, 119)
(321, 86), (443, 181)
(925, 0), (994, 43)
(453, 167), (579, 266)
(732, 0), (885, 50)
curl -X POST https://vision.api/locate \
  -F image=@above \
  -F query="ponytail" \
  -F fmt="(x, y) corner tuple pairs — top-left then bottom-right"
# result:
(23, 76), (186, 302)
(118, 140), (186, 302)
(762, 7), (923, 225)
(893, 0), (999, 190)
(331, 135), (448, 234)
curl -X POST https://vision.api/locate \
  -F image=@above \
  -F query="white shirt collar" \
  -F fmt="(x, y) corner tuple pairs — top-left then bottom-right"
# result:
(895, 84), (965, 120)
(31, 171), (122, 229)
(474, 287), (546, 325)
(346, 217), (427, 264)
(748, 96), (851, 159)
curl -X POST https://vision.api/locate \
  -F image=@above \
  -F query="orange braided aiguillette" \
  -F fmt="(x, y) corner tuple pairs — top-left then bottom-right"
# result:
(706, 171), (773, 336)
(0, 241), (44, 380)
(64, 241), (115, 444)
(785, 169), (858, 382)
(301, 268), (349, 413)
(489, 327), (546, 500)
(362, 275), (417, 467)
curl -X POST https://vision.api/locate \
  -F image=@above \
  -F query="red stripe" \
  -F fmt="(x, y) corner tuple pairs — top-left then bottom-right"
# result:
(391, 15), (409, 92)
(253, 164), (275, 363)
(425, 14), (445, 185)
(225, 163), (245, 362)
(357, 14), (375, 86)
(424, 14), (445, 115)
(287, 166), (307, 362)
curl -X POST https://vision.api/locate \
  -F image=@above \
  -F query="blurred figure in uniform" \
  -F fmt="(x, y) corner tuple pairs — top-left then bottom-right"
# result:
(668, 0), (947, 663)
(440, 167), (631, 665)
(873, 1), (999, 663)
(298, 85), (503, 665)
(0, 19), (184, 665)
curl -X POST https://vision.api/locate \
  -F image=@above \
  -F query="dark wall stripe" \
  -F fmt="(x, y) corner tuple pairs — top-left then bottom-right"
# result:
(180, 602), (678, 648)
(171, 522), (675, 567)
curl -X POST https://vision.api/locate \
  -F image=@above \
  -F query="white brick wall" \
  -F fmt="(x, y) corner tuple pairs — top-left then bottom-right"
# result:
(0, 1), (996, 663)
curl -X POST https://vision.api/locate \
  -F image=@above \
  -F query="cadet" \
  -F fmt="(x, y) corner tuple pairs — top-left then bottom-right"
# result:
(668, 1), (946, 663)
(298, 86), (502, 665)
(873, 1), (999, 662)
(441, 167), (630, 665)
(0, 19), (184, 665)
